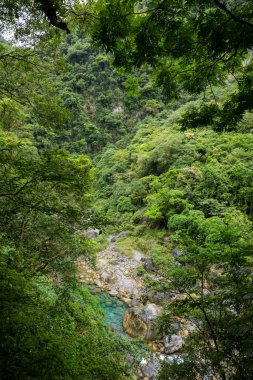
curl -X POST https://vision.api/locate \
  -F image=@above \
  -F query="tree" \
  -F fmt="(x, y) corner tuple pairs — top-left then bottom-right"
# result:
(94, 110), (253, 379)
(0, 0), (70, 37)
(3, 0), (252, 129)
(0, 105), (129, 380)
(0, 33), (130, 379)
(157, 210), (253, 380)
(91, 0), (252, 91)
(89, 0), (253, 129)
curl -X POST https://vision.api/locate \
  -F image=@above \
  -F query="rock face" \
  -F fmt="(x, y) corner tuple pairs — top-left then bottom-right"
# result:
(164, 334), (184, 354)
(78, 238), (144, 301)
(123, 303), (162, 340)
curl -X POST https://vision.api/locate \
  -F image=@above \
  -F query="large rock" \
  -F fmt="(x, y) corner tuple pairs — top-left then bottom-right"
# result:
(110, 231), (127, 242)
(133, 251), (143, 262)
(171, 248), (185, 261)
(85, 228), (100, 238)
(112, 106), (123, 114)
(141, 359), (158, 379)
(146, 290), (174, 305)
(171, 293), (187, 303)
(113, 269), (140, 295)
(123, 303), (162, 340)
(170, 321), (181, 333)
(100, 271), (113, 282)
(164, 334), (184, 354)
(141, 258), (155, 272)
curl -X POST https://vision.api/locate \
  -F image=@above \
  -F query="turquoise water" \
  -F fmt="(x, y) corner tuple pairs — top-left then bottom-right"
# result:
(89, 287), (128, 335)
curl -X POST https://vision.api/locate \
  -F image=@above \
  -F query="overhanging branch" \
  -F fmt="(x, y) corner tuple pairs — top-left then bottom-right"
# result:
(213, 0), (253, 29)
(35, 0), (70, 33)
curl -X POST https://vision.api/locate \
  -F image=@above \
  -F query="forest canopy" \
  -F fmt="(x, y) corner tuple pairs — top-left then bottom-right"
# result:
(90, 0), (253, 129)
(1, 0), (252, 130)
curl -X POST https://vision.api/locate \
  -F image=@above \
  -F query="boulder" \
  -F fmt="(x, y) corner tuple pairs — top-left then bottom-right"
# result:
(170, 321), (181, 333)
(203, 288), (210, 296)
(171, 248), (185, 261)
(133, 251), (143, 262)
(123, 308), (147, 338)
(109, 289), (118, 296)
(110, 231), (127, 242)
(141, 258), (155, 272)
(86, 228), (100, 238)
(131, 299), (141, 307)
(171, 293), (187, 303)
(112, 106), (123, 114)
(94, 279), (102, 287)
(146, 290), (174, 305)
(141, 358), (160, 380)
(123, 303), (162, 340)
(100, 271), (113, 283)
(164, 334), (184, 354)
(144, 303), (161, 319)
(142, 361), (157, 379)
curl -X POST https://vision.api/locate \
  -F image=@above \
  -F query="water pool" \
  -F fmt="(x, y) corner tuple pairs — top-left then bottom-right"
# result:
(89, 287), (129, 335)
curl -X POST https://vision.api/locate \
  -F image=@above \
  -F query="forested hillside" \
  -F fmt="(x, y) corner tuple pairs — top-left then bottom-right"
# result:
(95, 86), (253, 379)
(43, 34), (166, 154)
(0, 1), (253, 379)
(0, 36), (134, 379)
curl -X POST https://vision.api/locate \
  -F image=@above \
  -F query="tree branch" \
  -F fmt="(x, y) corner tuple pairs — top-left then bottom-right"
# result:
(35, 0), (70, 33)
(0, 179), (34, 197)
(213, 0), (253, 29)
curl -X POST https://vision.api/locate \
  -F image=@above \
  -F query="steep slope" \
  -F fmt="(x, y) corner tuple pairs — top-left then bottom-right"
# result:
(94, 88), (253, 379)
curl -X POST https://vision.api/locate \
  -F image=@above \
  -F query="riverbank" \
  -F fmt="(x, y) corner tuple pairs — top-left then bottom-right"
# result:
(78, 232), (189, 379)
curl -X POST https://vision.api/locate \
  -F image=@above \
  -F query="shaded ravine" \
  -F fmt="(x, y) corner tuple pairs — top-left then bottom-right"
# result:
(79, 233), (187, 379)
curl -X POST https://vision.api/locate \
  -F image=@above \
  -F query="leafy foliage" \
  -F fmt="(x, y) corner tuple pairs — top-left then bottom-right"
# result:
(90, 0), (253, 129)
(94, 89), (253, 379)
(0, 2), (253, 378)
(0, 38), (130, 379)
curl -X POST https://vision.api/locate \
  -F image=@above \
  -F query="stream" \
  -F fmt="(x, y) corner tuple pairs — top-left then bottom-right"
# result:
(80, 235), (183, 379)
(88, 285), (128, 335)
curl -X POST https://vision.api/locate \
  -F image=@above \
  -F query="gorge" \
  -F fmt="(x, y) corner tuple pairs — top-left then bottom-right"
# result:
(0, 2), (253, 379)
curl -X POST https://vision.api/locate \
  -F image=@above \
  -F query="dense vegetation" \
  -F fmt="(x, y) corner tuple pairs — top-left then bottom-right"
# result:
(54, 34), (166, 154)
(0, 38), (131, 379)
(95, 89), (253, 378)
(0, 1), (253, 379)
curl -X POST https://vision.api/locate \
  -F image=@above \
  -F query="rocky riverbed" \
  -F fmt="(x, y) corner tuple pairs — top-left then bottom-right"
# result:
(79, 233), (145, 304)
(78, 232), (190, 379)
